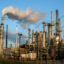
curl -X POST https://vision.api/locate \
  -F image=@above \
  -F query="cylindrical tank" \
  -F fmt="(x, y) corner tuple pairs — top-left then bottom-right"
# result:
(28, 52), (36, 60)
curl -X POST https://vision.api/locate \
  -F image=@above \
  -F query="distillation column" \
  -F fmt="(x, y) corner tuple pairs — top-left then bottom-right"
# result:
(58, 19), (61, 42)
(56, 10), (59, 35)
(51, 11), (53, 39)
(55, 10), (59, 45)
(42, 22), (46, 48)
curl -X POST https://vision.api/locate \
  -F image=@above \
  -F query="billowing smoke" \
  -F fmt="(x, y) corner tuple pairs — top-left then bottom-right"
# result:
(2, 6), (46, 27)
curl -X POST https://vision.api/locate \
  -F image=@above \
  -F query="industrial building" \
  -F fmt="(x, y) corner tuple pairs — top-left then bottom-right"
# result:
(0, 9), (64, 61)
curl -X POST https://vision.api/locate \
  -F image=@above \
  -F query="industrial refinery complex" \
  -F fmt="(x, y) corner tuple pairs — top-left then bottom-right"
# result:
(0, 9), (64, 64)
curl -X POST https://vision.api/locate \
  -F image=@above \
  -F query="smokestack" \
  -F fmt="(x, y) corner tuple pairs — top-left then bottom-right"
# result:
(56, 9), (59, 35)
(32, 30), (35, 43)
(0, 17), (4, 50)
(51, 11), (53, 39)
(16, 25), (18, 48)
(6, 25), (8, 48)
(42, 22), (46, 48)
(28, 28), (30, 45)
(1, 17), (4, 24)
(58, 19), (61, 42)
(56, 10), (58, 23)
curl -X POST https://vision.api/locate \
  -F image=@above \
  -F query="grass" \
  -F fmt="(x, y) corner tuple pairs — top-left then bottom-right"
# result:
(0, 58), (64, 64)
(0, 59), (38, 64)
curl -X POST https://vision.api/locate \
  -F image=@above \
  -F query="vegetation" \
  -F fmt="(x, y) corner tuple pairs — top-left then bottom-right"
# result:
(0, 58), (64, 64)
(0, 59), (39, 64)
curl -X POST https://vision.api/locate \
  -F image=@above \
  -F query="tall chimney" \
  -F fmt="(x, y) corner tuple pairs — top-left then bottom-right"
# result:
(42, 22), (46, 48)
(0, 17), (4, 53)
(58, 19), (61, 42)
(56, 10), (58, 23)
(16, 25), (18, 48)
(56, 10), (59, 35)
(51, 11), (53, 39)
(6, 25), (8, 48)
(0, 17), (4, 54)
(1, 16), (4, 24)
(28, 28), (30, 45)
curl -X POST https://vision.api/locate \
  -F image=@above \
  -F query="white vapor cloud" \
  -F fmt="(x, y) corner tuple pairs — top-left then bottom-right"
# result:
(2, 6), (46, 27)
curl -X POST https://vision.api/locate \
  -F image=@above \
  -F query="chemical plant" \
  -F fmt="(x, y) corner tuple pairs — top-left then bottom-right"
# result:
(0, 9), (64, 62)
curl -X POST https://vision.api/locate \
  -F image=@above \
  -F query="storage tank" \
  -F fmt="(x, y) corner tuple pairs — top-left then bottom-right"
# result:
(20, 54), (28, 60)
(28, 52), (36, 60)
(20, 52), (36, 60)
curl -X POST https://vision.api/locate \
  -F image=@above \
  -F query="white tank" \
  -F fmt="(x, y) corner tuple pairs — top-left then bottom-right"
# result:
(20, 54), (28, 59)
(28, 52), (36, 60)
(20, 52), (36, 60)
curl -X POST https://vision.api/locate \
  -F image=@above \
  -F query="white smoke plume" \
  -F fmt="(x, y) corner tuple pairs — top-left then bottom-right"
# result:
(2, 6), (46, 25)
